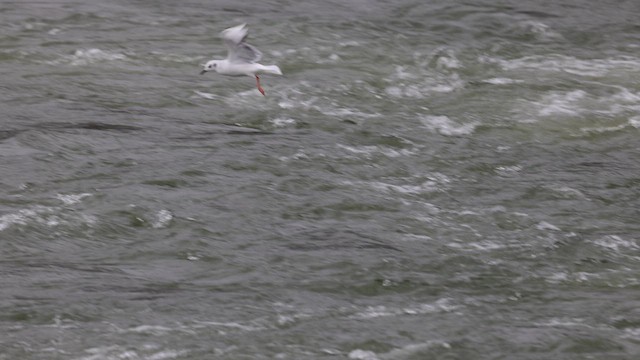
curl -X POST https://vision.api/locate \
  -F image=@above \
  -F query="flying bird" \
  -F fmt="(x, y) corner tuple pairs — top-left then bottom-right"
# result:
(200, 23), (282, 96)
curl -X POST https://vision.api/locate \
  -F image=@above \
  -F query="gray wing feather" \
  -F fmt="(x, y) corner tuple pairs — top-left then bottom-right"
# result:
(229, 42), (263, 63)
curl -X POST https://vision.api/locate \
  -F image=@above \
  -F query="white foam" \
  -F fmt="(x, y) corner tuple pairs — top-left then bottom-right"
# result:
(344, 174), (449, 196)
(152, 209), (173, 229)
(194, 91), (217, 100)
(446, 240), (506, 251)
(580, 123), (629, 134)
(349, 341), (451, 360)
(319, 107), (379, 119)
(536, 90), (587, 117)
(125, 325), (175, 335)
(0, 205), (89, 231)
(546, 271), (599, 284)
(56, 193), (92, 205)
(482, 77), (524, 85)
(495, 165), (522, 175)
(535, 318), (590, 328)
(278, 149), (311, 162)
(352, 299), (459, 319)
(546, 185), (588, 199)
(536, 221), (561, 231)
(384, 86), (404, 97)
(420, 115), (477, 136)
(73, 346), (186, 360)
(48, 48), (128, 66)
(516, 21), (563, 41)
(622, 328), (640, 340)
(436, 55), (461, 70)
(384, 342), (451, 358)
(147, 350), (188, 360)
(515, 85), (640, 123)
(152, 52), (203, 64)
(191, 320), (265, 332)
(593, 235), (638, 252)
(270, 117), (296, 127)
(337, 144), (416, 158)
(392, 65), (413, 80)
(384, 60), (465, 99)
(0, 210), (31, 231)
(348, 349), (379, 360)
(482, 54), (640, 77)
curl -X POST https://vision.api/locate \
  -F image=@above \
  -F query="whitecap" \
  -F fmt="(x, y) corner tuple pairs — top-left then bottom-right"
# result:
(125, 325), (175, 335)
(536, 221), (561, 231)
(482, 77), (523, 85)
(194, 91), (217, 100)
(384, 342), (451, 358)
(351, 299), (460, 320)
(152, 209), (173, 229)
(0, 210), (31, 231)
(337, 144), (416, 158)
(147, 350), (189, 360)
(0, 205), (68, 231)
(269, 117), (296, 127)
(536, 90), (587, 117)
(593, 235), (638, 252)
(535, 317), (590, 328)
(348, 349), (379, 360)
(545, 185), (588, 199)
(482, 54), (640, 77)
(446, 240), (506, 251)
(580, 123), (629, 134)
(546, 271), (600, 284)
(419, 115), (477, 136)
(55, 48), (128, 66)
(516, 21), (563, 41)
(72, 346), (187, 360)
(191, 320), (265, 332)
(318, 106), (379, 119)
(56, 193), (92, 205)
(495, 165), (522, 175)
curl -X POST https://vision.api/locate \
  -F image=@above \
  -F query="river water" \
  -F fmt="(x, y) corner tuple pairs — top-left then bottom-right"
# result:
(1, 0), (640, 359)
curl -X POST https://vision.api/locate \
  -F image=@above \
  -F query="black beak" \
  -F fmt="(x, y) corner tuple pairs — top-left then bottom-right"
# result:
(200, 69), (207, 75)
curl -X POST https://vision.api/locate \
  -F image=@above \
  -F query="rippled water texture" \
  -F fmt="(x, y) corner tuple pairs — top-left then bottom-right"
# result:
(1, 0), (640, 359)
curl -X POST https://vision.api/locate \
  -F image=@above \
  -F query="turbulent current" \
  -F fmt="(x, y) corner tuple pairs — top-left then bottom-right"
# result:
(1, 0), (640, 359)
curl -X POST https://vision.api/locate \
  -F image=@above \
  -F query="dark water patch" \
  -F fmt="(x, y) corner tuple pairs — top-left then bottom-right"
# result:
(0, 129), (23, 141)
(32, 121), (143, 133)
(284, 227), (401, 252)
(142, 179), (187, 188)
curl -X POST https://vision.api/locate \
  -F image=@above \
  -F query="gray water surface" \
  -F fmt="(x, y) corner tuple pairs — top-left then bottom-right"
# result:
(2, 0), (640, 359)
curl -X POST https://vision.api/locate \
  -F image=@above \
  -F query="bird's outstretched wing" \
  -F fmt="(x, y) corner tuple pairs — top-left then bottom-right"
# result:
(221, 23), (263, 64)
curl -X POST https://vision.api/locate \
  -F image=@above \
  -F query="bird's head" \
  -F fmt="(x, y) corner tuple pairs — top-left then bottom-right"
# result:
(200, 60), (220, 75)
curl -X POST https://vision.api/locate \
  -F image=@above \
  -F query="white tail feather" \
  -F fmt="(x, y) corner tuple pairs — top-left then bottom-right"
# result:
(260, 65), (282, 75)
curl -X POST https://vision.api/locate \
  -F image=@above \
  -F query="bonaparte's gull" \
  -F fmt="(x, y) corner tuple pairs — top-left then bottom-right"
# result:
(200, 23), (282, 96)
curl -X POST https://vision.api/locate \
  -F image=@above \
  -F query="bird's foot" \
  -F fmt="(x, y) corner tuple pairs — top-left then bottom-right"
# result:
(256, 75), (266, 96)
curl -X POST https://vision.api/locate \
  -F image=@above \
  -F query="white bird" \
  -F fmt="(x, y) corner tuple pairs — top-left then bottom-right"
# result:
(200, 23), (282, 96)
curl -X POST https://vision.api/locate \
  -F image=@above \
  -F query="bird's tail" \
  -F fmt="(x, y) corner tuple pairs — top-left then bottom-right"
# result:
(260, 65), (283, 75)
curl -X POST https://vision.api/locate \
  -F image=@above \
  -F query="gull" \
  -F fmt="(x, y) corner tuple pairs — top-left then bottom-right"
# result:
(200, 23), (282, 96)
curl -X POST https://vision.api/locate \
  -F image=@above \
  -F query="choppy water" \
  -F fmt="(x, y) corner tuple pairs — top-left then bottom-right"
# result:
(2, 0), (640, 359)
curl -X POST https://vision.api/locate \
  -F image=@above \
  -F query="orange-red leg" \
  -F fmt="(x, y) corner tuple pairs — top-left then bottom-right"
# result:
(255, 75), (265, 96)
